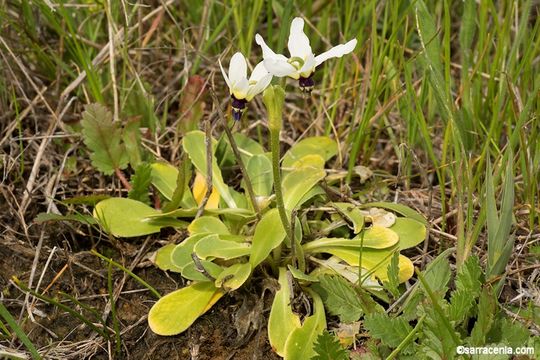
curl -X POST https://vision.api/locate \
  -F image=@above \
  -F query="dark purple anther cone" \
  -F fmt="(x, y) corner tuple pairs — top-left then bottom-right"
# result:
(231, 96), (247, 121)
(299, 75), (315, 93)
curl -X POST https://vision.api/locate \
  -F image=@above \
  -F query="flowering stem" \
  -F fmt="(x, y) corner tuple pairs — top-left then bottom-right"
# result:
(270, 129), (294, 255)
(209, 88), (261, 220)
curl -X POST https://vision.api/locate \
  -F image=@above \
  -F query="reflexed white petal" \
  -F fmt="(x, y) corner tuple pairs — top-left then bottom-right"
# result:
(255, 34), (280, 60)
(314, 38), (357, 67)
(287, 17), (312, 59)
(232, 77), (249, 99)
(246, 73), (272, 100)
(299, 53), (316, 78)
(263, 58), (298, 78)
(219, 59), (232, 91)
(249, 61), (269, 82)
(229, 52), (248, 87)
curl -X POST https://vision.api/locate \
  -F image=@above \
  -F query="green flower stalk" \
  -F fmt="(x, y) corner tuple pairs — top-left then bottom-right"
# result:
(263, 85), (293, 251)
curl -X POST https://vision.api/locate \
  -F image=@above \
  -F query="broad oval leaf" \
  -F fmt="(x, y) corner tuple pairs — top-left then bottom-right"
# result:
(333, 202), (365, 234)
(390, 218), (426, 250)
(284, 290), (326, 360)
(183, 130), (236, 208)
(282, 136), (338, 168)
(290, 154), (325, 169)
(170, 234), (208, 270)
(250, 209), (286, 268)
(246, 154), (273, 196)
(323, 247), (414, 283)
(181, 260), (224, 282)
(93, 198), (162, 237)
(150, 162), (178, 200)
(282, 167), (326, 210)
(153, 243), (182, 272)
(194, 234), (251, 260)
(214, 262), (252, 291)
(358, 226), (399, 248)
(268, 268), (301, 356)
(359, 202), (427, 225)
(148, 282), (223, 336)
(188, 216), (230, 235)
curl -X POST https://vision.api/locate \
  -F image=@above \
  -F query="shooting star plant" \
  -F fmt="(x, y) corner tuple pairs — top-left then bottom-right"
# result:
(255, 17), (357, 92)
(220, 52), (273, 120)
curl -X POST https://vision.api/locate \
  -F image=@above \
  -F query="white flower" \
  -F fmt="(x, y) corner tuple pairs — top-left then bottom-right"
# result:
(219, 52), (272, 101)
(219, 52), (272, 120)
(255, 17), (357, 90)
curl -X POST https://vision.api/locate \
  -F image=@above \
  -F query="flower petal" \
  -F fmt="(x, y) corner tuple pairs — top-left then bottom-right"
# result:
(249, 61), (270, 82)
(229, 52), (248, 87)
(314, 38), (357, 67)
(255, 34), (280, 60)
(299, 53), (316, 78)
(219, 59), (232, 91)
(287, 17), (312, 59)
(232, 77), (249, 99)
(263, 58), (298, 78)
(246, 73), (272, 101)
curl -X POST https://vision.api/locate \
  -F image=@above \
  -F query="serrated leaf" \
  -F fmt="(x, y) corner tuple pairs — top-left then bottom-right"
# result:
(122, 117), (142, 167)
(81, 103), (128, 175)
(317, 275), (363, 323)
(148, 282), (223, 335)
(470, 287), (497, 345)
(364, 312), (414, 349)
(312, 330), (349, 360)
(383, 251), (400, 298)
(128, 163), (152, 204)
(268, 268), (301, 356)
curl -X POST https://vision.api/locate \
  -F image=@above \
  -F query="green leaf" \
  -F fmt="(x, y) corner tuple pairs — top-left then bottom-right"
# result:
(233, 132), (265, 163)
(303, 226), (399, 251)
(214, 262), (251, 291)
(282, 167), (326, 210)
(287, 265), (319, 283)
(245, 154), (273, 196)
(93, 198), (163, 237)
(193, 234), (251, 260)
(81, 103), (128, 175)
(268, 268), (301, 356)
(181, 260), (224, 282)
(317, 275), (363, 323)
(170, 234), (207, 270)
(150, 162), (180, 201)
(34, 212), (96, 225)
(188, 216), (230, 235)
(312, 330), (349, 360)
(128, 162), (152, 204)
(333, 202), (365, 234)
(364, 312), (414, 349)
(153, 243), (182, 272)
(282, 136), (338, 168)
(284, 289), (326, 360)
(390, 218), (427, 250)
(250, 209), (287, 268)
(148, 282), (223, 335)
(183, 130), (237, 208)
(470, 287), (497, 345)
(383, 251), (400, 298)
(359, 202), (427, 226)
(122, 117), (142, 167)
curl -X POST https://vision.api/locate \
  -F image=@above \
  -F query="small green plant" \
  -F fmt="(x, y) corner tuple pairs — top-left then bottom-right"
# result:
(66, 17), (429, 358)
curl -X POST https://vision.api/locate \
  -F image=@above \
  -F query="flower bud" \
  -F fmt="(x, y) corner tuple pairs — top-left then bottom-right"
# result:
(263, 85), (286, 132)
